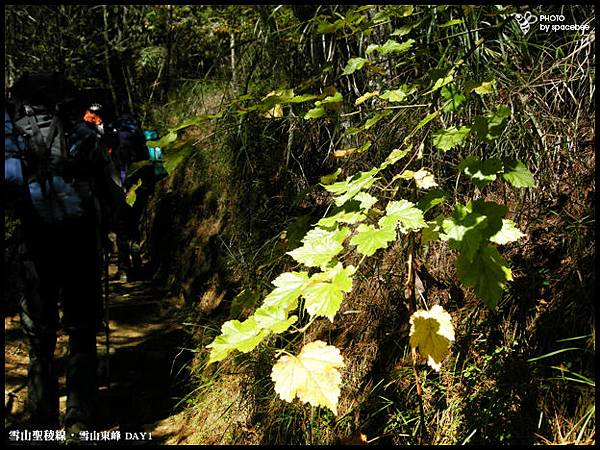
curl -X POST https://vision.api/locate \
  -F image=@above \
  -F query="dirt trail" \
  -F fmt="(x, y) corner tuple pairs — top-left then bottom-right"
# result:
(4, 264), (192, 445)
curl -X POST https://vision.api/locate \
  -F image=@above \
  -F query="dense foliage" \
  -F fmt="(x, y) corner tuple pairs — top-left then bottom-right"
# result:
(5, 4), (595, 445)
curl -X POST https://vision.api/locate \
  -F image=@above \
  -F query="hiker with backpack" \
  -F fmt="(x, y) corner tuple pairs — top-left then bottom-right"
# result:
(4, 72), (124, 437)
(109, 113), (150, 282)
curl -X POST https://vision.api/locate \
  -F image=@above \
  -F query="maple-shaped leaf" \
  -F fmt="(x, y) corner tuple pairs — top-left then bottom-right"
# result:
(207, 317), (269, 364)
(302, 263), (355, 321)
(271, 340), (345, 415)
(501, 159), (536, 188)
(287, 227), (349, 269)
(353, 192), (378, 211)
(350, 224), (396, 256)
(432, 126), (471, 152)
(262, 271), (309, 311)
(324, 168), (380, 206)
(456, 245), (513, 309)
(254, 304), (298, 334)
(409, 305), (455, 371)
(378, 199), (427, 232)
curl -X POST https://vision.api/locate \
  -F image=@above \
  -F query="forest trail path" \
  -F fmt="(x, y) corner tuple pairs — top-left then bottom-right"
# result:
(4, 262), (193, 445)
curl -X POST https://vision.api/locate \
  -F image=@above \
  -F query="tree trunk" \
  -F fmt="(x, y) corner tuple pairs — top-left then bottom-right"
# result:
(103, 5), (120, 116)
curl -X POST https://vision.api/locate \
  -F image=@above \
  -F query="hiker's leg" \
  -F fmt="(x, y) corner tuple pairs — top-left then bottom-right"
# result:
(19, 245), (60, 429)
(61, 220), (103, 429)
(64, 329), (98, 428)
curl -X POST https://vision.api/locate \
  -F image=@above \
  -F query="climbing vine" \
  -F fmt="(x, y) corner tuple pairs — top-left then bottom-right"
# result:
(194, 5), (536, 418)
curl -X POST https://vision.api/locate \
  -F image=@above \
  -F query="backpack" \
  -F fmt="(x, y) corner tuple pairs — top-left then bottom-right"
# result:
(7, 73), (96, 225)
(113, 115), (148, 162)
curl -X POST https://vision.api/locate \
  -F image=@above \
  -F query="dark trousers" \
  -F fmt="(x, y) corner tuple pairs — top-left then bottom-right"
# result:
(19, 214), (104, 429)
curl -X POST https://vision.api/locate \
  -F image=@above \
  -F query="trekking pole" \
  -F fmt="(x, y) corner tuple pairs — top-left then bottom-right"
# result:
(104, 247), (111, 391)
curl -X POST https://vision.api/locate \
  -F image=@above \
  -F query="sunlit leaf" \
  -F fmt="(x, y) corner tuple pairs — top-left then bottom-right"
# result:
(459, 156), (504, 187)
(343, 57), (369, 76)
(324, 168), (380, 206)
(379, 199), (427, 232)
(287, 227), (349, 269)
(410, 305), (455, 371)
(490, 219), (526, 245)
(304, 106), (326, 119)
(501, 159), (536, 188)
(302, 264), (355, 321)
(350, 223), (397, 256)
(355, 91), (380, 106)
(262, 271), (309, 311)
(432, 126), (471, 152)
(253, 304), (298, 334)
(271, 340), (345, 415)
(207, 317), (269, 364)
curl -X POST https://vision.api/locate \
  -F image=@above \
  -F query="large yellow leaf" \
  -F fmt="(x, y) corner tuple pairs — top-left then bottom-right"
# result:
(271, 340), (345, 415)
(409, 305), (455, 371)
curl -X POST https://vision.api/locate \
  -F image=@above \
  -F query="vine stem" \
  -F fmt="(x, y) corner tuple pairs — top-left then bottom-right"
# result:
(406, 231), (427, 444)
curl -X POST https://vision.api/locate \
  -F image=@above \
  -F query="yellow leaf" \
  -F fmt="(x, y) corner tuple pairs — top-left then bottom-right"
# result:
(413, 168), (438, 189)
(271, 340), (345, 415)
(264, 103), (284, 118)
(409, 305), (455, 371)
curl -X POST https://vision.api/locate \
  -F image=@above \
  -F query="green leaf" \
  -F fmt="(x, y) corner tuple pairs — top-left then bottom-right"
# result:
(379, 199), (427, 232)
(253, 304), (298, 334)
(490, 219), (526, 245)
(465, 79), (497, 95)
(350, 223), (397, 256)
(343, 57), (369, 75)
(456, 245), (513, 309)
(427, 70), (454, 94)
(320, 168), (342, 185)
(207, 317), (269, 364)
(354, 192), (378, 211)
(472, 105), (511, 143)
(125, 178), (143, 206)
(440, 200), (506, 262)
(441, 85), (467, 112)
(380, 85), (416, 102)
(366, 39), (415, 55)
(302, 264), (355, 321)
(304, 106), (326, 119)
(317, 91), (343, 105)
(417, 189), (447, 213)
(287, 227), (349, 269)
(410, 111), (440, 138)
(391, 24), (415, 37)
(263, 271), (309, 311)
(439, 19), (464, 27)
(317, 210), (365, 228)
(432, 126), (471, 152)
(501, 159), (536, 188)
(325, 168), (380, 206)
(380, 145), (412, 169)
(364, 110), (392, 130)
(459, 156), (504, 187)
(421, 218), (442, 245)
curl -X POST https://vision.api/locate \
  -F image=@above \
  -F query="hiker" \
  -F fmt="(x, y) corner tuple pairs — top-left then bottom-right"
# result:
(5, 72), (123, 436)
(109, 113), (149, 281)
